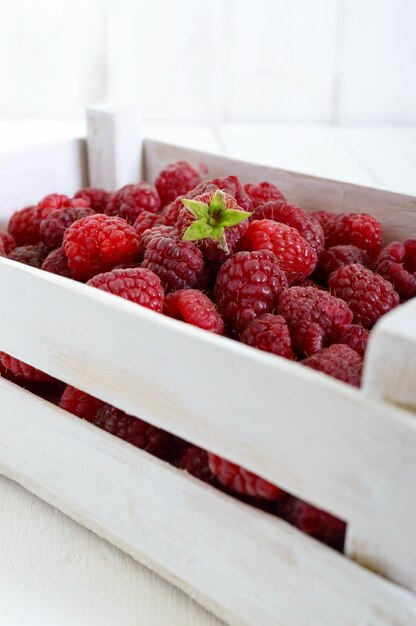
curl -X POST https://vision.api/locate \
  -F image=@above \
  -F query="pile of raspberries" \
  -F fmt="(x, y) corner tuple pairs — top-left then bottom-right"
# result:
(1, 159), (413, 553)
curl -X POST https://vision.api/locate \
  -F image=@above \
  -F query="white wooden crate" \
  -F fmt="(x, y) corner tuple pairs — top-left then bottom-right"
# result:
(0, 106), (416, 626)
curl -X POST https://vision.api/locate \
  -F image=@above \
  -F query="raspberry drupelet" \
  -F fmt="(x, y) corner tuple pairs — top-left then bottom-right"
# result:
(302, 344), (363, 387)
(241, 314), (295, 360)
(155, 161), (202, 206)
(374, 239), (416, 299)
(106, 182), (161, 223)
(244, 181), (286, 208)
(164, 289), (224, 334)
(87, 267), (165, 312)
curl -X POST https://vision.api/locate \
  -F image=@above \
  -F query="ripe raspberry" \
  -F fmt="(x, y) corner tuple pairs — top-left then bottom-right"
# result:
(133, 210), (166, 240)
(40, 206), (95, 249)
(329, 264), (399, 328)
(160, 199), (183, 226)
(325, 213), (383, 256)
(178, 445), (217, 484)
(0, 239), (4, 256)
(277, 496), (346, 552)
(241, 314), (295, 359)
(374, 240), (416, 299)
(310, 210), (338, 233)
(106, 183), (161, 223)
(277, 286), (353, 355)
(155, 161), (202, 206)
(239, 219), (317, 284)
(8, 242), (49, 268)
(141, 225), (178, 251)
(252, 201), (325, 258)
(302, 344), (363, 387)
(164, 289), (224, 334)
(90, 404), (170, 459)
(337, 324), (369, 357)
(317, 245), (370, 282)
(87, 267), (164, 312)
(188, 175), (253, 212)
(59, 385), (105, 420)
(214, 250), (288, 332)
(0, 352), (54, 383)
(63, 214), (140, 280)
(244, 181), (285, 208)
(0, 229), (16, 254)
(208, 454), (286, 501)
(8, 204), (56, 245)
(177, 189), (251, 263)
(142, 234), (205, 293)
(74, 187), (110, 212)
(41, 247), (72, 278)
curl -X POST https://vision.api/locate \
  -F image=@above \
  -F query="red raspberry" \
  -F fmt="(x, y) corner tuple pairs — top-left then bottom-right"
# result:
(141, 225), (178, 251)
(188, 175), (252, 212)
(0, 229), (16, 255)
(317, 245), (370, 282)
(241, 314), (295, 359)
(133, 210), (166, 240)
(38, 193), (90, 210)
(160, 199), (182, 226)
(302, 343), (363, 387)
(329, 264), (399, 328)
(278, 286), (353, 355)
(164, 289), (224, 334)
(0, 239), (4, 256)
(87, 267), (164, 312)
(74, 187), (110, 212)
(155, 161), (202, 206)
(106, 183), (161, 223)
(374, 240), (416, 299)
(252, 201), (325, 258)
(244, 181), (285, 208)
(59, 385), (105, 420)
(239, 219), (317, 284)
(214, 250), (288, 332)
(90, 404), (170, 459)
(295, 278), (324, 289)
(63, 214), (140, 280)
(40, 206), (95, 249)
(8, 205), (56, 245)
(8, 242), (49, 268)
(310, 210), (338, 233)
(325, 213), (383, 256)
(337, 324), (369, 357)
(178, 445), (217, 484)
(0, 352), (54, 383)
(277, 496), (346, 552)
(208, 454), (286, 501)
(142, 234), (205, 293)
(41, 247), (72, 278)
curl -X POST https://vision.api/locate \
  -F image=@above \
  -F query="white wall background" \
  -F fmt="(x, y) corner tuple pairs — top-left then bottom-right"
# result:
(0, 0), (415, 124)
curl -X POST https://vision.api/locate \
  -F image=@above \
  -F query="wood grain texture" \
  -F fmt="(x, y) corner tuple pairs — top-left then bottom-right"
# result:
(0, 377), (415, 626)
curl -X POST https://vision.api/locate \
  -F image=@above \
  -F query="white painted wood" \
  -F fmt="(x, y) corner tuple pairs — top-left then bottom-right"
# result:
(0, 476), (223, 626)
(0, 377), (415, 626)
(86, 105), (143, 190)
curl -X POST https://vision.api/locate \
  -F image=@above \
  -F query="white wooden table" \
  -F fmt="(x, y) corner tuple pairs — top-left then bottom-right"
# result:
(1, 119), (415, 626)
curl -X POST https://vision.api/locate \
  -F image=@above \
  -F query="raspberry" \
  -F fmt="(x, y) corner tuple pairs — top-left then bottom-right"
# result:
(0, 239), (4, 256)
(214, 250), (288, 332)
(0, 352), (54, 383)
(142, 234), (205, 293)
(337, 324), (369, 357)
(252, 201), (325, 258)
(325, 213), (383, 256)
(63, 214), (140, 280)
(178, 445), (216, 484)
(141, 225), (178, 251)
(106, 183), (161, 223)
(87, 267), (164, 312)
(239, 219), (317, 284)
(0, 229), (16, 254)
(278, 286), (353, 355)
(8, 204), (57, 245)
(374, 240), (416, 299)
(59, 385), (105, 420)
(277, 496), (346, 552)
(208, 453), (286, 501)
(40, 206), (95, 249)
(164, 289), (224, 334)
(133, 210), (166, 240)
(244, 181), (285, 208)
(41, 247), (72, 277)
(310, 210), (338, 233)
(37, 193), (89, 211)
(8, 243), (49, 268)
(241, 314), (295, 359)
(317, 244), (370, 283)
(90, 404), (170, 459)
(177, 189), (251, 263)
(329, 264), (399, 328)
(302, 344), (363, 387)
(188, 175), (252, 212)
(160, 198), (184, 226)
(155, 161), (202, 206)
(74, 187), (110, 212)
(295, 278), (324, 289)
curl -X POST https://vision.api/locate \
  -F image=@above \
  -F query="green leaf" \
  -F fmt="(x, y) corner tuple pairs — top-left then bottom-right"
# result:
(209, 189), (226, 212)
(182, 220), (213, 242)
(181, 198), (210, 220)
(216, 209), (252, 228)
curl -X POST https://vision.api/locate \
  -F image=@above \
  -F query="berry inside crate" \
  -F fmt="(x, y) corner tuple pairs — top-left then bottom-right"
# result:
(1, 105), (416, 626)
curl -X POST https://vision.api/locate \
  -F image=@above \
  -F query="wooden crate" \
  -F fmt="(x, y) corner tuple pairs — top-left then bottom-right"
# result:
(0, 106), (415, 626)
